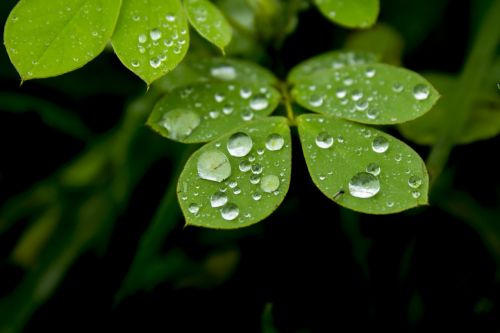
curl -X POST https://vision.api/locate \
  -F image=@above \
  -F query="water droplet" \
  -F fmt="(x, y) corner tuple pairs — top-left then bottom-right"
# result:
(260, 175), (280, 193)
(165, 14), (176, 22)
(252, 191), (262, 201)
(138, 34), (147, 43)
(265, 133), (285, 151)
(242, 110), (254, 121)
(257, 148), (265, 156)
(150, 28), (162, 41)
(210, 65), (237, 80)
(188, 203), (200, 214)
(315, 132), (334, 149)
(240, 88), (252, 99)
(209, 110), (220, 119)
(233, 187), (241, 195)
(131, 60), (140, 67)
(150, 57), (161, 68)
(210, 191), (228, 207)
(160, 109), (200, 140)
(214, 92), (226, 103)
(392, 82), (404, 93)
(413, 84), (430, 100)
(351, 90), (363, 101)
(411, 190), (421, 199)
(222, 104), (233, 115)
(386, 201), (394, 208)
(197, 150), (231, 183)
(372, 136), (389, 153)
(239, 160), (251, 172)
(366, 163), (381, 176)
(366, 108), (379, 119)
(248, 155), (256, 162)
(308, 94), (324, 107)
(221, 203), (239, 221)
(227, 132), (253, 157)
(228, 181), (238, 188)
(336, 88), (347, 99)
(365, 67), (376, 78)
(408, 175), (422, 188)
(251, 164), (263, 174)
(348, 172), (380, 198)
(249, 94), (269, 110)
(250, 174), (261, 184)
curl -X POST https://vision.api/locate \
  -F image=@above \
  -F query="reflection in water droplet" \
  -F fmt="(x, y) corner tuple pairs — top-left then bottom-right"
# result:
(188, 203), (200, 214)
(150, 57), (161, 68)
(372, 136), (389, 153)
(240, 88), (252, 99)
(250, 174), (261, 184)
(252, 191), (262, 201)
(348, 172), (380, 198)
(366, 108), (379, 120)
(413, 84), (430, 100)
(251, 164), (263, 174)
(265, 133), (285, 151)
(160, 109), (200, 140)
(249, 94), (269, 110)
(210, 191), (228, 207)
(214, 92), (226, 103)
(308, 94), (324, 107)
(366, 163), (381, 176)
(239, 160), (251, 172)
(260, 175), (280, 193)
(411, 190), (421, 199)
(408, 175), (422, 188)
(336, 88), (347, 99)
(150, 28), (162, 41)
(210, 65), (236, 80)
(315, 132), (334, 149)
(227, 132), (253, 157)
(197, 150), (231, 182)
(221, 203), (239, 221)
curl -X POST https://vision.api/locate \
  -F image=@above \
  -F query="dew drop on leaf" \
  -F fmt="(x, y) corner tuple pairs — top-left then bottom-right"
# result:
(308, 94), (324, 107)
(249, 174), (261, 184)
(265, 133), (285, 151)
(160, 108), (200, 140)
(260, 175), (280, 193)
(221, 203), (239, 220)
(315, 132), (334, 149)
(227, 132), (253, 157)
(408, 175), (422, 188)
(210, 65), (237, 80)
(252, 191), (262, 201)
(392, 82), (404, 93)
(150, 28), (162, 41)
(188, 203), (200, 214)
(249, 94), (269, 110)
(210, 191), (228, 207)
(197, 150), (231, 182)
(239, 160), (251, 172)
(366, 163), (381, 176)
(348, 172), (380, 198)
(251, 163), (263, 175)
(411, 190), (421, 199)
(371, 136), (389, 153)
(412, 84), (430, 100)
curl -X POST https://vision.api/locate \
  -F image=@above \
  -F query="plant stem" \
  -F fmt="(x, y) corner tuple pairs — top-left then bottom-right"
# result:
(426, 0), (500, 186)
(278, 81), (296, 125)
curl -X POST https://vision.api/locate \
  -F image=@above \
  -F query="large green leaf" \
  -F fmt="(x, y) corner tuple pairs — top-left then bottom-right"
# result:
(398, 73), (500, 145)
(297, 114), (428, 214)
(177, 117), (291, 229)
(111, 0), (189, 84)
(155, 57), (277, 92)
(4, 0), (122, 80)
(184, 0), (232, 52)
(314, 0), (379, 28)
(288, 50), (378, 84)
(292, 64), (440, 125)
(148, 82), (281, 143)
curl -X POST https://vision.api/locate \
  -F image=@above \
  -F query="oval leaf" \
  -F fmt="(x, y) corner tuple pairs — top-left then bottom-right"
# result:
(292, 64), (440, 125)
(178, 117), (291, 229)
(156, 57), (277, 91)
(4, 0), (122, 80)
(184, 0), (232, 52)
(288, 50), (378, 84)
(314, 0), (379, 28)
(398, 73), (500, 145)
(297, 114), (428, 214)
(111, 0), (189, 84)
(148, 82), (281, 143)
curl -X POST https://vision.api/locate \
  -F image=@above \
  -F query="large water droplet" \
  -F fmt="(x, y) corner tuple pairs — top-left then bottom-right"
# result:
(315, 132), (333, 149)
(366, 163), (381, 176)
(227, 132), (253, 157)
(308, 94), (323, 107)
(210, 191), (228, 208)
(221, 203), (239, 221)
(150, 28), (162, 41)
(188, 203), (200, 214)
(260, 175), (280, 193)
(413, 84), (430, 100)
(372, 136), (389, 153)
(348, 172), (380, 198)
(265, 133), (285, 151)
(210, 65), (236, 80)
(197, 150), (231, 182)
(249, 94), (269, 111)
(408, 175), (422, 188)
(160, 109), (200, 140)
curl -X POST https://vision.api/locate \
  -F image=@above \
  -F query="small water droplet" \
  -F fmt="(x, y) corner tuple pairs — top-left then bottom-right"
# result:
(221, 203), (239, 221)
(265, 133), (285, 151)
(408, 175), (422, 188)
(308, 94), (324, 107)
(228, 181), (238, 188)
(315, 132), (334, 149)
(257, 148), (265, 156)
(412, 84), (430, 100)
(210, 191), (228, 207)
(372, 136), (389, 153)
(242, 110), (254, 121)
(222, 104), (233, 115)
(239, 160), (251, 172)
(251, 164), (263, 174)
(197, 150), (231, 182)
(160, 109), (200, 140)
(348, 172), (380, 198)
(165, 14), (176, 22)
(227, 132), (253, 157)
(150, 28), (162, 41)
(260, 175), (280, 193)
(188, 203), (200, 214)
(150, 57), (161, 68)
(366, 163), (381, 176)
(210, 65), (236, 80)
(392, 82), (404, 93)
(366, 108), (379, 119)
(252, 191), (262, 201)
(250, 174), (261, 184)
(214, 92), (226, 103)
(249, 94), (269, 110)
(209, 110), (220, 119)
(365, 67), (376, 78)
(240, 88), (252, 99)
(351, 90), (363, 101)
(131, 60), (140, 67)
(138, 34), (147, 43)
(336, 88), (347, 99)
(386, 201), (394, 207)
(411, 190), (421, 199)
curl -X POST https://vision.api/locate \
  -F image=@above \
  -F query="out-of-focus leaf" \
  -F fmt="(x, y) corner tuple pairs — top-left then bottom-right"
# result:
(313, 0), (379, 28)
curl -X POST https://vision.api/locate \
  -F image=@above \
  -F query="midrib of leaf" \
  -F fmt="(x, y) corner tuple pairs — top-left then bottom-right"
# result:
(25, 0), (89, 77)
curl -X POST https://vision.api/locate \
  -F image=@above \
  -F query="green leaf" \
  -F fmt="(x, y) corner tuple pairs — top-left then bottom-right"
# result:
(4, 0), (122, 80)
(155, 57), (277, 92)
(297, 114), (428, 214)
(111, 0), (189, 84)
(184, 0), (232, 52)
(398, 73), (500, 145)
(314, 0), (379, 28)
(287, 50), (378, 84)
(177, 117), (291, 229)
(292, 64), (440, 125)
(148, 82), (281, 143)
